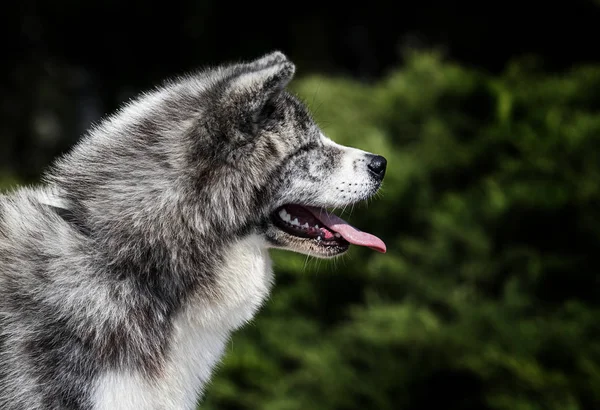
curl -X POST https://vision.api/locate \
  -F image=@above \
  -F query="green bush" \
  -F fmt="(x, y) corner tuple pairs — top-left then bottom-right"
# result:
(201, 52), (600, 410)
(0, 174), (21, 192)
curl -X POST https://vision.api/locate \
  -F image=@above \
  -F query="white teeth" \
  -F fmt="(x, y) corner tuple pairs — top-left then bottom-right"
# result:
(279, 209), (291, 222)
(334, 233), (341, 238)
(278, 208), (322, 231)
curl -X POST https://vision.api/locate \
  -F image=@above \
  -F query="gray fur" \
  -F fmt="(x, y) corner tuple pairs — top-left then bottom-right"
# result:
(0, 51), (386, 409)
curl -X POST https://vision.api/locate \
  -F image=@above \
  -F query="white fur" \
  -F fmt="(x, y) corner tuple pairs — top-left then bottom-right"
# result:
(92, 235), (274, 410)
(282, 133), (376, 209)
(320, 133), (374, 196)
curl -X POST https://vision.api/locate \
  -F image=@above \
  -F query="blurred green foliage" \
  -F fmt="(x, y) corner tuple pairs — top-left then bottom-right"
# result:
(200, 52), (600, 410)
(0, 174), (20, 192)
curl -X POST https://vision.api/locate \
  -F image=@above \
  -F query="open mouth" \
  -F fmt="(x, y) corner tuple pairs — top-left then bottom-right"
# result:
(271, 204), (386, 255)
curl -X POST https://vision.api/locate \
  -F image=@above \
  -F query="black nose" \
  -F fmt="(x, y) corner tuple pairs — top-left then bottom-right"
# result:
(367, 154), (387, 179)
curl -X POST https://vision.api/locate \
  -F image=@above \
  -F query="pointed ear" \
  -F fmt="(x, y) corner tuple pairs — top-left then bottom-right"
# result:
(242, 50), (290, 71)
(225, 51), (296, 122)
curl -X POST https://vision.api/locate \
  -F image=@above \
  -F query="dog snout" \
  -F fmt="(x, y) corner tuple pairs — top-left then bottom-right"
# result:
(366, 154), (387, 180)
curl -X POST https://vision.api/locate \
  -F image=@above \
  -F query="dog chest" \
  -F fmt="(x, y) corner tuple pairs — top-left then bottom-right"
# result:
(92, 235), (274, 410)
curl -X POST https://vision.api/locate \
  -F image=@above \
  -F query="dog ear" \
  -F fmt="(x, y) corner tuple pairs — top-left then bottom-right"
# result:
(242, 50), (290, 72)
(225, 51), (296, 124)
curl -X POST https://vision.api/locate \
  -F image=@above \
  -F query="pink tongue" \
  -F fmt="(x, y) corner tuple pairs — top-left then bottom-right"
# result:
(306, 207), (386, 253)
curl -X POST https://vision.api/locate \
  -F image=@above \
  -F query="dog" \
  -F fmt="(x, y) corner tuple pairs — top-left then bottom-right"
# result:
(0, 51), (387, 409)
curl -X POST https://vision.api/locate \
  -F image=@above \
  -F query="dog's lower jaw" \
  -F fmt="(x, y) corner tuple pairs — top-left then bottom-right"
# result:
(91, 234), (274, 410)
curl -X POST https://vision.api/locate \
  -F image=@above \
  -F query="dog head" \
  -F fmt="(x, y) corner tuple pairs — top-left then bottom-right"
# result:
(200, 51), (387, 258)
(46, 51), (386, 260)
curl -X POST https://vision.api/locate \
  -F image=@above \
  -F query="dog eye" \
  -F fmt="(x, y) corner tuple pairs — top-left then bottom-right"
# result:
(260, 102), (276, 120)
(290, 142), (319, 157)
